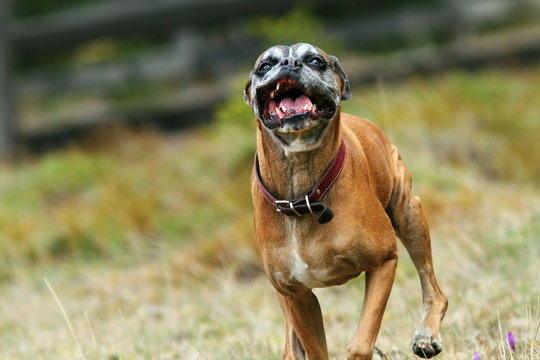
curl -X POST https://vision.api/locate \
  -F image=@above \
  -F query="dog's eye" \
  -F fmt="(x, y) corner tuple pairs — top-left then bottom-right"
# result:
(308, 57), (324, 67)
(258, 62), (273, 73)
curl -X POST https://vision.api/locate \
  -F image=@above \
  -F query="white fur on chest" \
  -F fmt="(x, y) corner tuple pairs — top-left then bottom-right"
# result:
(287, 224), (332, 289)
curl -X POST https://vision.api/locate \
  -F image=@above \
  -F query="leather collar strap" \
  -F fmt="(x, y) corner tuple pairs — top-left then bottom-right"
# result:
(254, 139), (347, 224)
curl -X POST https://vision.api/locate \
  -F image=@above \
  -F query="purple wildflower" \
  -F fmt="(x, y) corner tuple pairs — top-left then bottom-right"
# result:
(507, 331), (516, 350)
(472, 351), (481, 360)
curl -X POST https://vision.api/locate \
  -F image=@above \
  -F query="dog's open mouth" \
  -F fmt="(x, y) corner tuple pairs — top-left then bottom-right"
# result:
(267, 79), (317, 120)
(260, 78), (336, 130)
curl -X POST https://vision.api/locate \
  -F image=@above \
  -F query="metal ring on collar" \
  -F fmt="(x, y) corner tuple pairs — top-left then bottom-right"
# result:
(305, 195), (314, 215)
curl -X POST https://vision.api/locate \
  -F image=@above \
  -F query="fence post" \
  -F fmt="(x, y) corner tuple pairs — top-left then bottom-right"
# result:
(0, 0), (16, 160)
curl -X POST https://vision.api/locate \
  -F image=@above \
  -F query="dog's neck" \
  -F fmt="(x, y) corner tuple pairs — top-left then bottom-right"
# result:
(256, 113), (342, 200)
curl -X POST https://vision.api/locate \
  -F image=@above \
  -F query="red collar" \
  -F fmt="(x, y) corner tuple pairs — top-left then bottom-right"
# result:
(254, 139), (347, 224)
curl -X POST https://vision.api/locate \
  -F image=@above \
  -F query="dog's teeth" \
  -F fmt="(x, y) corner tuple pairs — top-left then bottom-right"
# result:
(270, 90), (275, 99)
(276, 83), (281, 91)
(313, 104), (317, 111)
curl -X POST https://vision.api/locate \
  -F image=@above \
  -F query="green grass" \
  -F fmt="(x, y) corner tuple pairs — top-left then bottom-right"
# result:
(1, 66), (539, 359)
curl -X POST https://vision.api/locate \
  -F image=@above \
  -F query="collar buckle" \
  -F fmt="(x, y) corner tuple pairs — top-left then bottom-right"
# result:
(255, 139), (347, 224)
(273, 200), (303, 217)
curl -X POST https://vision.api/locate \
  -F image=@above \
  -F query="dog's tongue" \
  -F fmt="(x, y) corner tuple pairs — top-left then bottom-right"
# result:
(268, 94), (314, 120)
(286, 94), (312, 111)
(278, 95), (313, 117)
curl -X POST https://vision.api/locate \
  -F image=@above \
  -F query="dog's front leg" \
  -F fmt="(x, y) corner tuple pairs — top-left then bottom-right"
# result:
(389, 153), (448, 358)
(277, 289), (329, 360)
(277, 292), (306, 360)
(347, 257), (397, 360)
(392, 193), (448, 358)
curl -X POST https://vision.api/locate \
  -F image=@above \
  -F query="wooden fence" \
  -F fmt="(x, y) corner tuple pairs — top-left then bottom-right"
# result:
(1, 0), (539, 158)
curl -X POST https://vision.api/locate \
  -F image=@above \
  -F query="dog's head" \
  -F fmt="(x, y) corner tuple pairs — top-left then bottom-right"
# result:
(244, 43), (351, 150)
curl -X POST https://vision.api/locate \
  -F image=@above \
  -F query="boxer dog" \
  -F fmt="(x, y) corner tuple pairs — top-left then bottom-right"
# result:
(244, 43), (447, 360)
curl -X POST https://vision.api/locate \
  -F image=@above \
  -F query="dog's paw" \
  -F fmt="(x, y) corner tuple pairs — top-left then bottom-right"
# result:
(411, 328), (442, 358)
(347, 347), (387, 360)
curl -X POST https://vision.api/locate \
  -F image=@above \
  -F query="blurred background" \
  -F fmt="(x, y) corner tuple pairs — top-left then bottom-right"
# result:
(1, 1), (539, 359)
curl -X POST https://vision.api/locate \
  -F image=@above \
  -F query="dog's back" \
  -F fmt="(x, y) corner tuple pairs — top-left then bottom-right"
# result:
(340, 113), (399, 210)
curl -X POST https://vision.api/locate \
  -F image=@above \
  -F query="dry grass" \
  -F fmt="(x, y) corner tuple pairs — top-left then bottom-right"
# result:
(0, 197), (538, 359)
(1, 66), (539, 359)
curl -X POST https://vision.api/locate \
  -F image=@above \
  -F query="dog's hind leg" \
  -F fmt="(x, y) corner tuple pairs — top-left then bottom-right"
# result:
(387, 149), (448, 358)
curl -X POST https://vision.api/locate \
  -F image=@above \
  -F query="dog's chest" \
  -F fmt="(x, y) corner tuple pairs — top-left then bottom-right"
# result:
(275, 220), (361, 289)
(288, 232), (331, 288)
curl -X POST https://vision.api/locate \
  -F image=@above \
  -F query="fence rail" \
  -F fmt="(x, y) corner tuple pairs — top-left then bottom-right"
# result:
(1, 0), (540, 158)
(8, 0), (306, 53)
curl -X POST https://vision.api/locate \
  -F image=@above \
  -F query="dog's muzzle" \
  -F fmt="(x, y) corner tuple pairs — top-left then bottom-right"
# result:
(255, 76), (339, 131)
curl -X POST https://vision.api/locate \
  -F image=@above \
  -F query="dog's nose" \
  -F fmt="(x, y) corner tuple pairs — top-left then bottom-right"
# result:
(280, 57), (302, 71)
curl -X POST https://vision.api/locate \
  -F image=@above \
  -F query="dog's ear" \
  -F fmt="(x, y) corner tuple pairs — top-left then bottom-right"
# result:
(330, 55), (351, 101)
(243, 75), (253, 106)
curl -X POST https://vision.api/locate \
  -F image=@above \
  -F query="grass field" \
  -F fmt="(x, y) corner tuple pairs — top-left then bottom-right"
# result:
(1, 65), (539, 359)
